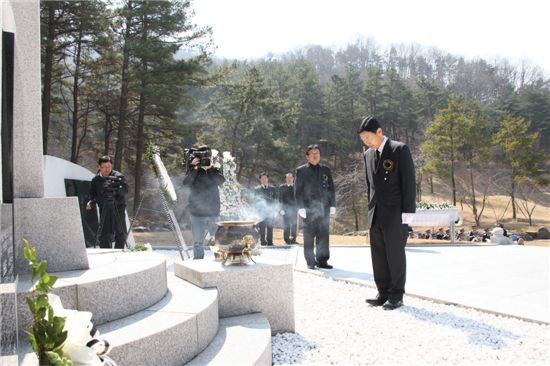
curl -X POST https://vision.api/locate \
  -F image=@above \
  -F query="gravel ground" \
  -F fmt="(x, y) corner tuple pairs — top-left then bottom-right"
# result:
(272, 271), (550, 366)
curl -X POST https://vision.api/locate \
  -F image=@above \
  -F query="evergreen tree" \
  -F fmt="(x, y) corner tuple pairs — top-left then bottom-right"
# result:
(201, 65), (290, 184)
(421, 95), (473, 205)
(492, 114), (545, 220)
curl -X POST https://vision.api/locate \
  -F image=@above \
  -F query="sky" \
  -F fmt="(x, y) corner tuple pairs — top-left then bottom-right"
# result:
(192, 0), (550, 74)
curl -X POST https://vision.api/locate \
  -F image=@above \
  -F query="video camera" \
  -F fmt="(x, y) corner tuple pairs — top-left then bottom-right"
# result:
(184, 146), (212, 173)
(102, 175), (124, 192)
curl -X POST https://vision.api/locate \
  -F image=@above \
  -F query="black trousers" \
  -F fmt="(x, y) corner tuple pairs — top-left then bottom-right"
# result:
(303, 215), (330, 266)
(99, 205), (127, 249)
(283, 210), (297, 244)
(369, 213), (408, 301)
(258, 219), (273, 245)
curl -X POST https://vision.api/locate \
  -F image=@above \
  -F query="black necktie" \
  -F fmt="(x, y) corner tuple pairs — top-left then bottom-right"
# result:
(375, 150), (380, 167)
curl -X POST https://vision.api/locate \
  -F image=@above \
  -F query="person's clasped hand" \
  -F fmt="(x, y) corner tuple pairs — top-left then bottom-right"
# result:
(298, 208), (306, 219)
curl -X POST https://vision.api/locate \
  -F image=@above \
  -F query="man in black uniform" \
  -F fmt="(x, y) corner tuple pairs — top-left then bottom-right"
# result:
(86, 155), (128, 249)
(254, 173), (277, 246)
(358, 116), (416, 310)
(279, 173), (298, 244)
(294, 144), (336, 269)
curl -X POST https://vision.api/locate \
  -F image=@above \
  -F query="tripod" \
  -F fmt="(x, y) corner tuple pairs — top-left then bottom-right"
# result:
(94, 192), (128, 249)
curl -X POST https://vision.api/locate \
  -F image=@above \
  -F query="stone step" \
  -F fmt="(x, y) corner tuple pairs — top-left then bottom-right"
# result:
(16, 250), (168, 340)
(186, 313), (272, 366)
(96, 273), (218, 366)
(17, 272), (219, 366)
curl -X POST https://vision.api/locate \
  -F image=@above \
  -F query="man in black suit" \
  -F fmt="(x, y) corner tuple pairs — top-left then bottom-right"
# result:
(358, 116), (416, 310)
(295, 144), (336, 269)
(254, 173), (277, 246)
(279, 173), (298, 244)
(86, 155), (128, 249)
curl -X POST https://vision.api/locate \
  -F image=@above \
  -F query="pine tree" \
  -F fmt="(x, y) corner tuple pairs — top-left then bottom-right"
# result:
(492, 114), (544, 220)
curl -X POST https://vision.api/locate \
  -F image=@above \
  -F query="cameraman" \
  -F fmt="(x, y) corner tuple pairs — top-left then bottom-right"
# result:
(183, 145), (225, 259)
(86, 155), (128, 249)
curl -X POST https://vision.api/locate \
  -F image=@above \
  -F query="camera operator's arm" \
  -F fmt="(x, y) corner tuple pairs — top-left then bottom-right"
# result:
(86, 176), (99, 210)
(183, 158), (200, 186)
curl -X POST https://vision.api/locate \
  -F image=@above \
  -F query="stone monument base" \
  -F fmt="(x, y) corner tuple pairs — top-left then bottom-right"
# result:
(174, 258), (294, 334)
(0, 280), (18, 357)
(14, 197), (89, 273)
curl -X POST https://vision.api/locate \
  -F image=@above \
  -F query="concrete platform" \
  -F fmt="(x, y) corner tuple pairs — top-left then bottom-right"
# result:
(186, 313), (272, 366)
(292, 245), (550, 323)
(174, 257), (294, 334)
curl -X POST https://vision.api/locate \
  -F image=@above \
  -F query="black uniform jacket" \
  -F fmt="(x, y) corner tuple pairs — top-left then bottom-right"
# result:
(294, 163), (336, 217)
(363, 138), (416, 229)
(183, 167), (225, 217)
(254, 185), (278, 219)
(89, 170), (128, 209)
(279, 184), (296, 210)
(254, 185), (277, 203)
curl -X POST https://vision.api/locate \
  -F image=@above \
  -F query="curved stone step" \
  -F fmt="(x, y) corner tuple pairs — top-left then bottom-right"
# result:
(186, 313), (272, 366)
(17, 250), (168, 338)
(96, 273), (219, 366)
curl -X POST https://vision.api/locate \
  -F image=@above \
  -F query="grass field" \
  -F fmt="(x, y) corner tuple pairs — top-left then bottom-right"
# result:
(132, 228), (550, 248)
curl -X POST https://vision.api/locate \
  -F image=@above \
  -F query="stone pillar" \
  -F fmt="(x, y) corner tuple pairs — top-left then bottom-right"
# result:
(9, 0), (89, 274)
(11, 0), (43, 198)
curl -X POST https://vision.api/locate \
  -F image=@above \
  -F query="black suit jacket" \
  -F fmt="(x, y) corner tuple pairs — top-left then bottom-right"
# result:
(364, 138), (416, 229)
(89, 170), (128, 209)
(279, 184), (296, 211)
(294, 163), (336, 218)
(254, 185), (278, 219)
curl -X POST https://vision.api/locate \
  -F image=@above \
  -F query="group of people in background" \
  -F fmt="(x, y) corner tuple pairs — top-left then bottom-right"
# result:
(183, 116), (416, 310)
(253, 172), (299, 246)
(252, 144), (337, 270)
(411, 222), (526, 245)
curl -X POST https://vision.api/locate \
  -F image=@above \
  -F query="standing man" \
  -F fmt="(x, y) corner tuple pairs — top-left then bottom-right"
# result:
(254, 173), (277, 246)
(86, 155), (128, 249)
(183, 145), (225, 259)
(358, 116), (416, 310)
(279, 173), (298, 244)
(295, 144), (336, 269)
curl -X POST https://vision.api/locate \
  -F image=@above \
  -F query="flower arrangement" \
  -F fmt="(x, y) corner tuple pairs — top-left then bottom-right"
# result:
(218, 151), (245, 220)
(416, 201), (456, 210)
(128, 243), (153, 252)
(24, 240), (116, 366)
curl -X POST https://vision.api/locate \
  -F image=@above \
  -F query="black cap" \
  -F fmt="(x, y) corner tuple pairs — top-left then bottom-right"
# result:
(357, 116), (381, 134)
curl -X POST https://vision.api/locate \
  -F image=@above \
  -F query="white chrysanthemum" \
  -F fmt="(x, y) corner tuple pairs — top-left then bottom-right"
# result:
(48, 294), (103, 366)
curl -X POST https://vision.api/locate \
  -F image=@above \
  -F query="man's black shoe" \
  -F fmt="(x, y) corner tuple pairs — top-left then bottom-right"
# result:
(365, 296), (387, 306)
(316, 262), (333, 269)
(382, 299), (403, 310)
(307, 264), (316, 269)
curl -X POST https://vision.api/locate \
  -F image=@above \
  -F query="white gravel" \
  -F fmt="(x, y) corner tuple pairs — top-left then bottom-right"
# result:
(273, 271), (550, 365)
